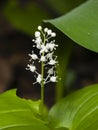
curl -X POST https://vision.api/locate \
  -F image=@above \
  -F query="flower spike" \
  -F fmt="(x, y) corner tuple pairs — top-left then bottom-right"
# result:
(27, 26), (58, 86)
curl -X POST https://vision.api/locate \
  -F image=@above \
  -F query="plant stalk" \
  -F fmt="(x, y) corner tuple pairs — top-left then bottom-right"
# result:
(40, 34), (46, 113)
(41, 61), (44, 111)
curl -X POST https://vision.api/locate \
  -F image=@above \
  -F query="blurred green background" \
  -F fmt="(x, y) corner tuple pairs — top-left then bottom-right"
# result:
(0, 0), (98, 107)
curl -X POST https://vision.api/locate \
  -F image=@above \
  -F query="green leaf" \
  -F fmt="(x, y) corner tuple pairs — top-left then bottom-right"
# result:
(0, 89), (50, 130)
(46, 0), (98, 52)
(2, 0), (50, 35)
(48, 84), (98, 130)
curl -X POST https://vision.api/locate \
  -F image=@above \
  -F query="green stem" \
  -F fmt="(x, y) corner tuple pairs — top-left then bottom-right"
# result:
(40, 34), (46, 113)
(41, 61), (44, 110)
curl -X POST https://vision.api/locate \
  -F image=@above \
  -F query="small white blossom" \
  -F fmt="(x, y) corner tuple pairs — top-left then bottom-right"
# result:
(36, 44), (41, 49)
(32, 39), (35, 42)
(38, 26), (42, 30)
(40, 45), (48, 53)
(47, 29), (52, 35)
(48, 59), (57, 65)
(40, 56), (46, 62)
(51, 32), (56, 37)
(50, 76), (57, 82)
(46, 43), (54, 51)
(46, 42), (58, 51)
(35, 37), (42, 44)
(36, 74), (42, 84)
(44, 28), (48, 32)
(46, 52), (53, 59)
(35, 31), (40, 37)
(47, 68), (54, 74)
(27, 64), (36, 72)
(29, 54), (38, 60)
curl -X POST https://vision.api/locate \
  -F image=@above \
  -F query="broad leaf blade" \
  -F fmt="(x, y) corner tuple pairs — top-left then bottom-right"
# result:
(48, 84), (98, 130)
(0, 89), (50, 130)
(46, 0), (98, 52)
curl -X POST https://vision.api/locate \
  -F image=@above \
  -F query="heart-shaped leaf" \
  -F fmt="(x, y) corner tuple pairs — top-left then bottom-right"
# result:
(48, 84), (98, 130)
(0, 89), (50, 130)
(46, 0), (98, 52)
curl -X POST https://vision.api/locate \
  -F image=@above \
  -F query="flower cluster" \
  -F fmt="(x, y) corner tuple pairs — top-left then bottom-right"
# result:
(27, 26), (58, 86)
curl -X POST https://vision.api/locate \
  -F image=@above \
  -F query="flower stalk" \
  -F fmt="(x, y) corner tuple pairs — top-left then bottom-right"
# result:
(41, 35), (45, 111)
(26, 26), (58, 113)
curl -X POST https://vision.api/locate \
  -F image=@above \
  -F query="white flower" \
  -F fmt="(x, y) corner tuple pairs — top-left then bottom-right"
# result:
(29, 54), (38, 60)
(50, 76), (57, 82)
(35, 37), (42, 44)
(40, 56), (46, 62)
(46, 52), (53, 59)
(48, 59), (57, 65)
(46, 43), (54, 51)
(40, 45), (48, 53)
(27, 64), (36, 72)
(35, 31), (40, 37)
(32, 39), (35, 42)
(36, 44), (41, 49)
(38, 26), (42, 30)
(44, 28), (48, 32)
(46, 42), (58, 51)
(47, 68), (54, 74)
(36, 74), (42, 84)
(51, 32), (56, 37)
(47, 29), (52, 35)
